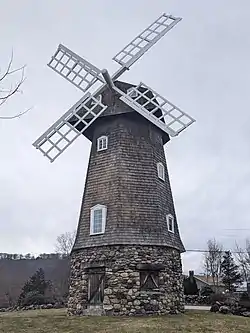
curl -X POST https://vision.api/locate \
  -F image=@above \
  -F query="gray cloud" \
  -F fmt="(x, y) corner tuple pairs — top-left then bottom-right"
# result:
(1, 0), (250, 273)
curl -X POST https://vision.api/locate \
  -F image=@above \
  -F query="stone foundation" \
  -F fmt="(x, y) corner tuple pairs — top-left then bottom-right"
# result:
(67, 245), (184, 316)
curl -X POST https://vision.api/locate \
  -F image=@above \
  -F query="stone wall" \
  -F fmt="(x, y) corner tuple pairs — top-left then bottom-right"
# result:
(68, 245), (184, 316)
(184, 295), (211, 305)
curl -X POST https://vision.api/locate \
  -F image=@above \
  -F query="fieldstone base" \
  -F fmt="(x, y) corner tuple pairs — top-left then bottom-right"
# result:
(67, 245), (184, 316)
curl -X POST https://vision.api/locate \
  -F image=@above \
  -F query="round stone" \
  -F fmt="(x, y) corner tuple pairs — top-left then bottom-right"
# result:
(105, 288), (113, 295)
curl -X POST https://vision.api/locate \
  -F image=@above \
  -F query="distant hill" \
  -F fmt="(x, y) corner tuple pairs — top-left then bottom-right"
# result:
(0, 257), (70, 308)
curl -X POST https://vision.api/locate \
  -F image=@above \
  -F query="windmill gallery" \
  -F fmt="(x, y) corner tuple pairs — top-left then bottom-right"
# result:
(33, 13), (195, 316)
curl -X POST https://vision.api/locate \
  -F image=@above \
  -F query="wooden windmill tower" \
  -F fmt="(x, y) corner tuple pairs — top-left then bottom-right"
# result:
(33, 13), (195, 316)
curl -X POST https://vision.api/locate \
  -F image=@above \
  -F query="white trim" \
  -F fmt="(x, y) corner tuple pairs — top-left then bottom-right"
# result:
(167, 214), (175, 233)
(97, 135), (108, 151)
(90, 204), (107, 235)
(157, 162), (165, 181)
(97, 94), (102, 103)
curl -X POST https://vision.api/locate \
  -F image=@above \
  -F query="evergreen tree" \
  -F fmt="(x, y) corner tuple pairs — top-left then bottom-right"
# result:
(18, 268), (51, 306)
(221, 251), (242, 292)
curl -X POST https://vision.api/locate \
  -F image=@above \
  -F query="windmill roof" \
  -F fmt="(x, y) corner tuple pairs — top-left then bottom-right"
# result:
(194, 275), (225, 286)
(78, 80), (170, 145)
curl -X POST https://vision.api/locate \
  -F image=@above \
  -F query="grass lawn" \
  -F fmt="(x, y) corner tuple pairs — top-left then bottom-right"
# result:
(0, 308), (249, 333)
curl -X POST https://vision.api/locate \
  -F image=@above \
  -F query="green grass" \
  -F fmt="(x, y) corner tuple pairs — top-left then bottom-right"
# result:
(0, 308), (249, 333)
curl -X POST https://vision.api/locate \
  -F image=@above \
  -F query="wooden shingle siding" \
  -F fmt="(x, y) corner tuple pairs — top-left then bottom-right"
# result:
(73, 81), (184, 252)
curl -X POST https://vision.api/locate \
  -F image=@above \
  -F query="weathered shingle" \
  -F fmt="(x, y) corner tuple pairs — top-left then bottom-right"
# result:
(73, 81), (185, 253)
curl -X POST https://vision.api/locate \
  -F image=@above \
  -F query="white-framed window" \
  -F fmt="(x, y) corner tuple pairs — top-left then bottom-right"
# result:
(167, 214), (175, 233)
(90, 204), (107, 235)
(97, 136), (108, 151)
(127, 87), (139, 99)
(157, 162), (165, 181)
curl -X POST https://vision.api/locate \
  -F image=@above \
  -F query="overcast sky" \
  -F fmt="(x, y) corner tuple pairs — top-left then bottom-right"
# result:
(1, 0), (250, 274)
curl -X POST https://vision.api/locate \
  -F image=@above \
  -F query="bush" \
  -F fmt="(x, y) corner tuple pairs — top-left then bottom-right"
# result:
(17, 268), (51, 306)
(20, 291), (55, 306)
(240, 292), (249, 300)
(239, 292), (250, 309)
(210, 293), (227, 304)
(200, 286), (214, 296)
(224, 296), (238, 307)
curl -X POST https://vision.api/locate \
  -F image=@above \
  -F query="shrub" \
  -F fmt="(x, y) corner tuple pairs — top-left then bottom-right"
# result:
(200, 286), (214, 296)
(239, 292), (250, 309)
(210, 292), (227, 304)
(17, 268), (51, 306)
(20, 291), (55, 306)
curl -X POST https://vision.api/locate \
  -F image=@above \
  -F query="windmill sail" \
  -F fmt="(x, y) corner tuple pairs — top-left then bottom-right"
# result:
(115, 82), (195, 137)
(112, 14), (181, 69)
(48, 44), (105, 93)
(33, 93), (107, 162)
(34, 12), (195, 163)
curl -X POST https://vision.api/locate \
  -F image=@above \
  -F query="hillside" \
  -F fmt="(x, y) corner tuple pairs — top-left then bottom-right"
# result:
(0, 258), (70, 308)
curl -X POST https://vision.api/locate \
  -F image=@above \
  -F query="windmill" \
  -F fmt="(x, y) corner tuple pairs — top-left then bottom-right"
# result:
(33, 13), (195, 316)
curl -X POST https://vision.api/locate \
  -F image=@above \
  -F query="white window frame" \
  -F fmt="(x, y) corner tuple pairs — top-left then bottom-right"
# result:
(97, 135), (108, 152)
(90, 204), (107, 235)
(167, 214), (175, 233)
(127, 87), (139, 98)
(157, 162), (165, 181)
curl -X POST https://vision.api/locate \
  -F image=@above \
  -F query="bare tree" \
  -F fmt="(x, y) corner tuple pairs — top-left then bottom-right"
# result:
(0, 50), (30, 119)
(55, 230), (77, 256)
(203, 238), (224, 288)
(235, 239), (250, 283)
(4, 291), (14, 307)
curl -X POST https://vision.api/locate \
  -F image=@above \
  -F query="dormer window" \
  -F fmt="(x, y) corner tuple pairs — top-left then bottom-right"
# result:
(127, 87), (139, 99)
(90, 204), (107, 235)
(97, 136), (108, 151)
(157, 162), (165, 181)
(167, 214), (174, 233)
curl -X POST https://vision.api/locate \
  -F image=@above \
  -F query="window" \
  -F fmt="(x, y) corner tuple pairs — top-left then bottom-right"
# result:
(127, 87), (139, 98)
(97, 136), (108, 151)
(157, 162), (165, 181)
(90, 204), (107, 235)
(140, 271), (159, 291)
(167, 214), (175, 233)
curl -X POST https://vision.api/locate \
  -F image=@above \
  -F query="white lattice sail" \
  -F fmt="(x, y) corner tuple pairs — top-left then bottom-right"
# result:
(48, 44), (105, 93)
(116, 82), (195, 137)
(33, 93), (107, 162)
(112, 14), (181, 69)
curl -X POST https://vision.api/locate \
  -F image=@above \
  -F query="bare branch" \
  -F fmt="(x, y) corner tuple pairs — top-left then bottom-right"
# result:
(0, 49), (26, 83)
(235, 239), (250, 282)
(0, 50), (30, 119)
(0, 49), (14, 83)
(55, 230), (77, 256)
(0, 107), (32, 120)
(203, 238), (223, 288)
(0, 68), (26, 107)
(8, 64), (26, 76)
